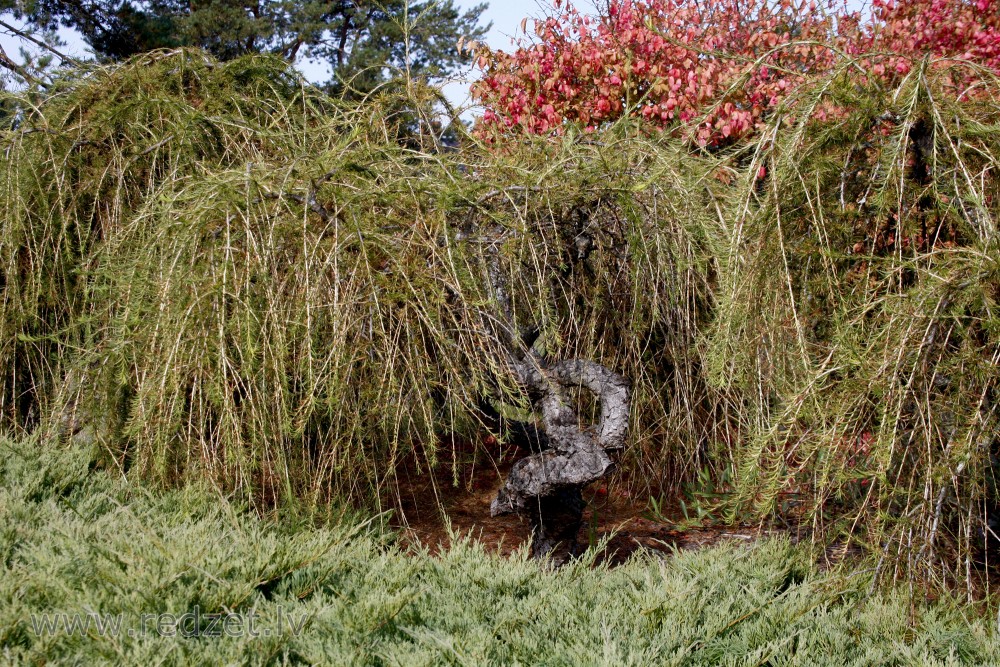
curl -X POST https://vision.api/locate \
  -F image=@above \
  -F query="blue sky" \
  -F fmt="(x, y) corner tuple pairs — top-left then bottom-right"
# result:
(470, 0), (553, 51)
(442, 0), (568, 110)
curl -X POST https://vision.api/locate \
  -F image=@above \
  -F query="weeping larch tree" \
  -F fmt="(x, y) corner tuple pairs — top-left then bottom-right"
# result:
(4, 0), (1000, 583)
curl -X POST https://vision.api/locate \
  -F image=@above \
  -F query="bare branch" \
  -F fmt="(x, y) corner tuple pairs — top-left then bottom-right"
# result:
(0, 20), (81, 66)
(0, 44), (45, 88)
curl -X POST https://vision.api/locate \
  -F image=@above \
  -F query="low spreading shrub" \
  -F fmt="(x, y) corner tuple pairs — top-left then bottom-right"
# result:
(1, 437), (996, 665)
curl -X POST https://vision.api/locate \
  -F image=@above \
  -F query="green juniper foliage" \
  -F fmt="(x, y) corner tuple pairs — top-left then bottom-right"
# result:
(0, 436), (996, 665)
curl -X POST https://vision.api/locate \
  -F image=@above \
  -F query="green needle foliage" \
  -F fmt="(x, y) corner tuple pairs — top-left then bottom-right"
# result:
(7, 0), (488, 94)
(3, 49), (1000, 591)
(1, 436), (996, 665)
(0, 49), (724, 513)
(707, 60), (1000, 593)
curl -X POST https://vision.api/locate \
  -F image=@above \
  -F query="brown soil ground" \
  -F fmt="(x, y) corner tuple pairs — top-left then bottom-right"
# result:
(388, 435), (807, 567)
(385, 436), (1000, 602)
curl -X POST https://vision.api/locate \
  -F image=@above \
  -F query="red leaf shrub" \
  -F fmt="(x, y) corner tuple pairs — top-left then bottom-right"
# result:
(472, 0), (1000, 145)
(857, 0), (1000, 78)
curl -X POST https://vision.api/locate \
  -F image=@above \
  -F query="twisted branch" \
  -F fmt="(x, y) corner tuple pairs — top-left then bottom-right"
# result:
(475, 220), (631, 563)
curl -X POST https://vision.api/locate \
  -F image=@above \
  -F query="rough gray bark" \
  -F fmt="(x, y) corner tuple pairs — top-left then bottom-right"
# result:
(476, 226), (631, 563)
(489, 355), (630, 563)
(54, 368), (97, 447)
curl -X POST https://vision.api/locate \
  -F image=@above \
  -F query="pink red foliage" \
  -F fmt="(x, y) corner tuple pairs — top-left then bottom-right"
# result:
(857, 0), (1000, 76)
(471, 0), (1000, 145)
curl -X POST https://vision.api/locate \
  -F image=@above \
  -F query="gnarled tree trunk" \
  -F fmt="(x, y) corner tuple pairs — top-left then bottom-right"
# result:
(476, 230), (631, 563)
(489, 356), (630, 563)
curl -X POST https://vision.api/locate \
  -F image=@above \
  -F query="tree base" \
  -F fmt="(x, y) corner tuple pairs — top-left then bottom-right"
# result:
(526, 487), (586, 564)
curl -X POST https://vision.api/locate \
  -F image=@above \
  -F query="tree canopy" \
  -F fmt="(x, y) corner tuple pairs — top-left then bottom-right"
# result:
(1, 0), (488, 92)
